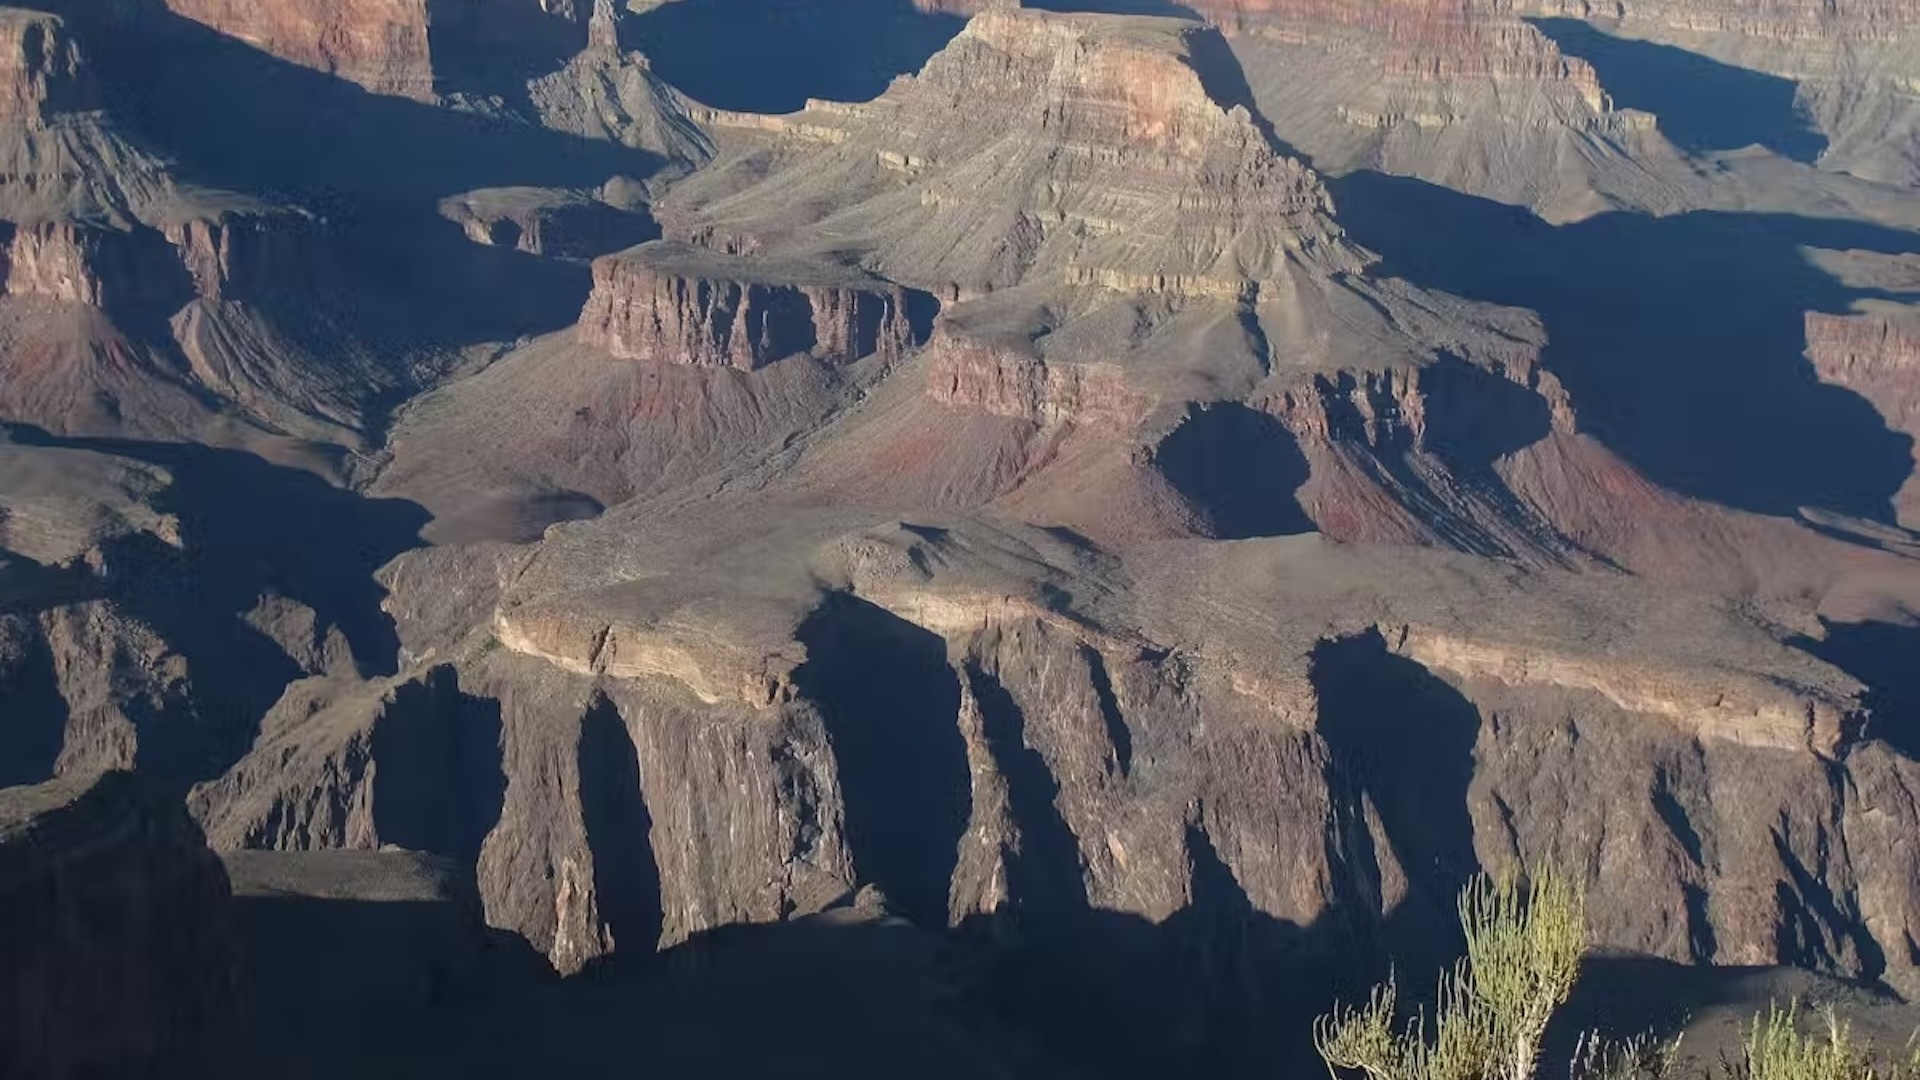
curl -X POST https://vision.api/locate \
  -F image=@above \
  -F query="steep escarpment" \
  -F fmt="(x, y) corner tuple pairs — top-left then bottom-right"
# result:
(178, 500), (1920, 1016)
(159, 0), (434, 98)
(0, 7), (415, 448)
(1215, 0), (1708, 219)
(0, 770), (236, 1080)
(578, 241), (924, 369)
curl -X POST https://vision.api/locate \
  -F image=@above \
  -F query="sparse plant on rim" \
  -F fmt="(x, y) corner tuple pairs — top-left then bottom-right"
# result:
(1724, 1002), (1920, 1080)
(1313, 864), (1673, 1080)
(1570, 1029), (1685, 1080)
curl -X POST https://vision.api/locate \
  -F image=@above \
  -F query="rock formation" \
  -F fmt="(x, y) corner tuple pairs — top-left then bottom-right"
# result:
(5, 2), (1920, 1077)
(662, 7), (1357, 297)
(578, 241), (922, 369)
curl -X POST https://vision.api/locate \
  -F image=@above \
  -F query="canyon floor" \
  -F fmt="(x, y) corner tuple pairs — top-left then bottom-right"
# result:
(7, 0), (1920, 1076)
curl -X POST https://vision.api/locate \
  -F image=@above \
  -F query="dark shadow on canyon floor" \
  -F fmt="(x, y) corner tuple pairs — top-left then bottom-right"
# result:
(1531, 18), (1827, 162)
(623, 0), (965, 114)
(1312, 629), (1484, 975)
(578, 694), (665, 957)
(369, 668), (509, 864)
(1156, 401), (1314, 538)
(0, 625), (68, 788)
(1796, 618), (1920, 759)
(1328, 170), (1920, 523)
(177, 872), (1915, 1080)
(3, 425), (430, 788)
(57, 1), (646, 350)
(794, 594), (971, 930)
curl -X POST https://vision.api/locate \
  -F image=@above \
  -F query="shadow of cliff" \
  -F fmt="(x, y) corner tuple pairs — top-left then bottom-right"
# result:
(794, 594), (971, 929)
(1329, 170), (1920, 522)
(1531, 18), (1826, 163)
(1025, 0), (1206, 19)
(370, 667), (508, 863)
(158, 865), (1915, 1080)
(1155, 401), (1315, 539)
(578, 694), (665, 956)
(62, 3), (652, 351)
(1795, 618), (1920, 759)
(964, 663), (1092, 916)
(426, 0), (587, 104)
(1312, 629), (1484, 975)
(622, 0), (965, 114)
(4, 424), (430, 788)
(0, 625), (68, 788)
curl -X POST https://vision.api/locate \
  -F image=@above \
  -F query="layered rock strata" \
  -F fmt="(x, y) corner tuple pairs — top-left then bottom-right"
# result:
(661, 8), (1360, 299)
(579, 242), (921, 369)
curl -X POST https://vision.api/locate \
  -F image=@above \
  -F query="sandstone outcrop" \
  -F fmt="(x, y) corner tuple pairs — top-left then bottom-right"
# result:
(578, 241), (922, 369)
(0, 770), (236, 1080)
(923, 326), (1151, 430)
(186, 498), (1920, 1005)
(161, 0), (436, 100)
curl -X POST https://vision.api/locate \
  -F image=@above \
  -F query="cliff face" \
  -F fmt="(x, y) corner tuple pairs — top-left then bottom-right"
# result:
(578, 243), (921, 370)
(156, 0), (598, 100)
(0, 771), (237, 1080)
(0, 211), (323, 326)
(180, 507), (1920, 1005)
(0, 11), (99, 126)
(923, 326), (1151, 431)
(161, 0), (436, 100)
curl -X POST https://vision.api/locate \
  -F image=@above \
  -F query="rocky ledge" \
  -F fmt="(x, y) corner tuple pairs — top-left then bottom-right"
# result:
(577, 241), (925, 370)
(923, 325), (1152, 430)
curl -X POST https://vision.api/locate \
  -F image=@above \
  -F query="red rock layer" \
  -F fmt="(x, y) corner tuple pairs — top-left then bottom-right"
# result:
(161, 0), (435, 99)
(922, 327), (1151, 431)
(578, 254), (918, 370)
(0, 212), (321, 317)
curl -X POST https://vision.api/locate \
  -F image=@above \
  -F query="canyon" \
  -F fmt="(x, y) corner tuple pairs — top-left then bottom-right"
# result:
(3, 0), (1920, 1077)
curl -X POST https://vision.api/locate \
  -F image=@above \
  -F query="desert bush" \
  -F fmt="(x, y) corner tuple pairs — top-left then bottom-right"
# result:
(1724, 1003), (1919, 1080)
(1314, 864), (1656, 1080)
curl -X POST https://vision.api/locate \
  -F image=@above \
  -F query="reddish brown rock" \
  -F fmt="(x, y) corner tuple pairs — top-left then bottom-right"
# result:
(0, 222), (188, 313)
(161, 0), (436, 99)
(924, 328), (1151, 431)
(578, 242), (921, 370)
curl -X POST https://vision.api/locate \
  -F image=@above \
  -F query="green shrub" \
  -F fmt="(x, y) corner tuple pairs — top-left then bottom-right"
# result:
(1727, 1003), (1919, 1080)
(1313, 864), (1630, 1080)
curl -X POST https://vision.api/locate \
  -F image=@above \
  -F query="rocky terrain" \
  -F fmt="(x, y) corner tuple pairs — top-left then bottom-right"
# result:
(4, 0), (1920, 1076)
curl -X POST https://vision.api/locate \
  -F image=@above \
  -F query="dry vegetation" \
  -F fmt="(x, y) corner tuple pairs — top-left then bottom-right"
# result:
(1314, 869), (1918, 1080)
